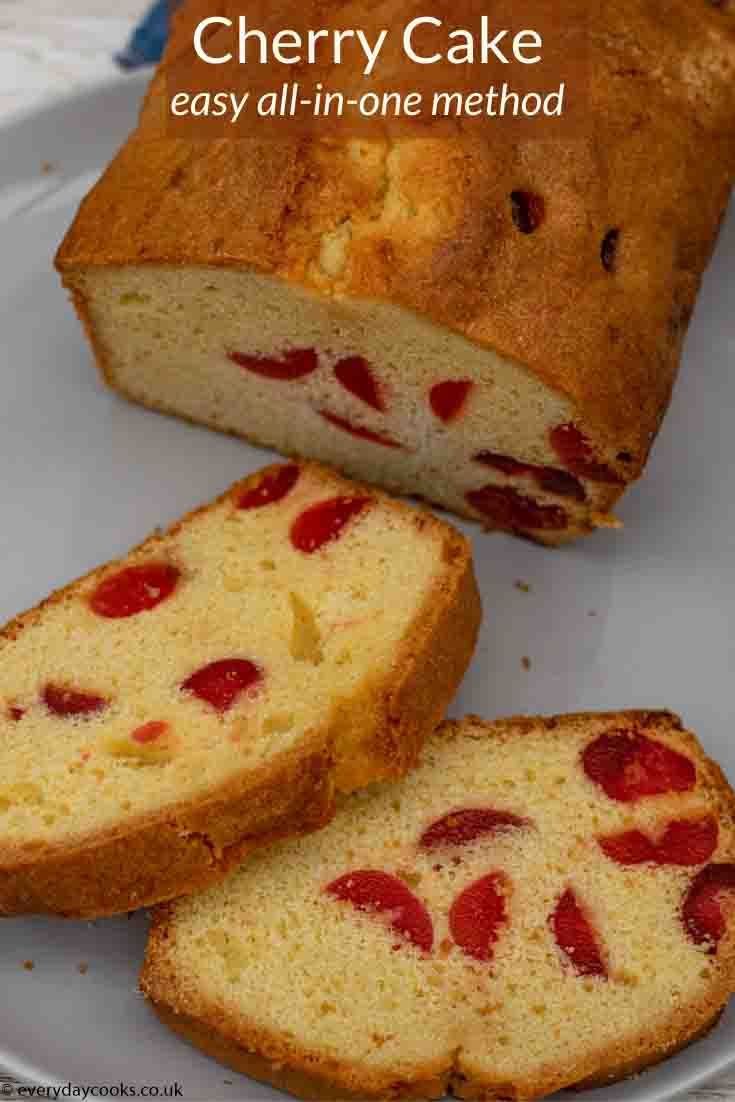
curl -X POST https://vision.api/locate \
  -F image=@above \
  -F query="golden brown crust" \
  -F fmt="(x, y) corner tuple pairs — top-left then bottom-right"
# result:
(0, 735), (333, 919)
(567, 1009), (724, 1094)
(141, 709), (735, 1100)
(151, 1000), (725, 1102)
(450, 1003), (729, 1100)
(56, 1), (735, 467)
(0, 463), (478, 917)
(146, 991), (731, 1102)
(151, 1003), (450, 1101)
(333, 519), (481, 791)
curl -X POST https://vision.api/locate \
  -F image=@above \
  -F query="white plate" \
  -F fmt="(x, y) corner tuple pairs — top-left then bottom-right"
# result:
(0, 74), (734, 1102)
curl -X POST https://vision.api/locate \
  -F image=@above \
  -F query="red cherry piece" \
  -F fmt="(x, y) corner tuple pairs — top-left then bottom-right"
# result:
(132, 720), (169, 744)
(419, 808), (527, 850)
(290, 496), (371, 554)
(510, 191), (545, 235)
(8, 707), (25, 722)
(551, 889), (607, 978)
(550, 424), (622, 484)
(90, 564), (180, 619)
(326, 870), (434, 953)
(598, 831), (656, 865)
(658, 818), (719, 864)
(430, 381), (473, 423)
(237, 465), (300, 510)
(537, 467), (587, 501)
(449, 873), (508, 962)
(229, 348), (318, 381)
(582, 731), (696, 803)
(682, 864), (735, 949)
(599, 817), (718, 867)
(474, 452), (586, 502)
(319, 411), (402, 449)
(475, 453), (525, 477)
(181, 659), (262, 714)
(334, 357), (384, 411)
(43, 684), (107, 718)
(466, 485), (568, 531)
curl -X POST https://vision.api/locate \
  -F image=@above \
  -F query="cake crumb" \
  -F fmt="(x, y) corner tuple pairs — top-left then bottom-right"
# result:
(41, 160), (58, 175)
(22, 959), (34, 971)
(588, 609), (598, 617)
(522, 656), (532, 671)
(514, 580), (531, 593)
(78, 962), (89, 975)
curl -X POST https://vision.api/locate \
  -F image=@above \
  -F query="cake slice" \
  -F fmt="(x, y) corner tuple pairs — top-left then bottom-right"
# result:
(142, 711), (735, 1100)
(0, 462), (479, 918)
(55, 1), (735, 544)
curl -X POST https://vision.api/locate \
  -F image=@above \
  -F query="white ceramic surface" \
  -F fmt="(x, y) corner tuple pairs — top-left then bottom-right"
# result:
(0, 75), (734, 1102)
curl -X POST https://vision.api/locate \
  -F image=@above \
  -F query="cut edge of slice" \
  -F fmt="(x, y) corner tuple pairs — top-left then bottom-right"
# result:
(0, 463), (479, 917)
(140, 710), (735, 1100)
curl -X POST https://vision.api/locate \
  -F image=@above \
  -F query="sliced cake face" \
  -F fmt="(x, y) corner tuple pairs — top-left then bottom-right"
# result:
(56, 0), (735, 546)
(142, 713), (735, 1100)
(0, 463), (478, 914)
(66, 265), (626, 546)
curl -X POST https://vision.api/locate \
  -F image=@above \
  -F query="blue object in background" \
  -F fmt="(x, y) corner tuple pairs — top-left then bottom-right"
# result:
(116, 0), (179, 69)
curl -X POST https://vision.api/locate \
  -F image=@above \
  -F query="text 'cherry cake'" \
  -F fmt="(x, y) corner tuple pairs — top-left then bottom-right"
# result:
(56, 1), (735, 543)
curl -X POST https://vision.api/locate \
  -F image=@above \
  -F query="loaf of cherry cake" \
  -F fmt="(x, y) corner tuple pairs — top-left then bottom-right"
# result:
(56, 3), (735, 545)
(142, 711), (735, 1101)
(0, 462), (479, 918)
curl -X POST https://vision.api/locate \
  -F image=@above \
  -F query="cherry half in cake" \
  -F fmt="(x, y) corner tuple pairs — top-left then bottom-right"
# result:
(0, 462), (478, 918)
(142, 712), (735, 1100)
(148, 323), (631, 544)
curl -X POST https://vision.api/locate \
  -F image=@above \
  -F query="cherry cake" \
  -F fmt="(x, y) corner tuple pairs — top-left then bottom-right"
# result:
(142, 711), (735, 1100)
(0, 463), (479, 918)
(55, 2), (735, 545)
